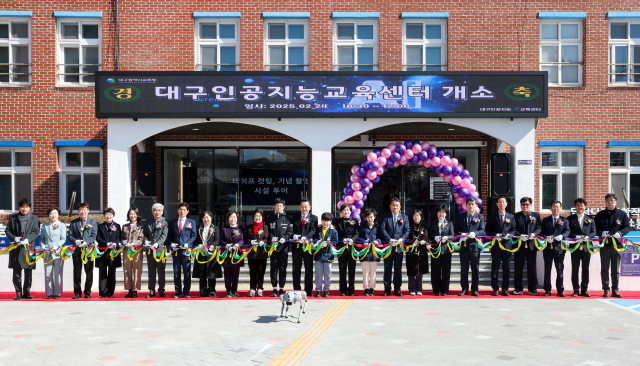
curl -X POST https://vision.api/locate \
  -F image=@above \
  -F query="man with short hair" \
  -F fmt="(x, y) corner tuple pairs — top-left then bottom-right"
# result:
(567, 198), (596, 297)
(541, 200), (571, 297)
(144, 203), (169, 298)
(455, 197), (485, 297)
(513, 197), (541, 295)
(266, 198), (293, 297)
(4, 198), (40, 300)
(380, 197), (410, 296)
(167, 203), (197, 298)
(68, 202), (98, 299)
(486, 197), (516, 297)
(291, 198), (317, 296)
(595, 193), (631, 298)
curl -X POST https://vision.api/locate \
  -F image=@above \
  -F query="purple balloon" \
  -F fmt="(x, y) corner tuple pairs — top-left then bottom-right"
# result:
(351, 205), (357, 212)
(427, 147), (437, 158)
(360, 177), (370, 186)
(404, 140), (413, 149)
(361, 187), (370, 195)
(477, 207), (483, 214)
(444, 153), (451, 158)
(443, 166), (453, 175)
(355, 200), (365, 209)
(342, 195), (346, 200)
(390, 152), (401, 162)
(373, 149), (382, 157)
(437, 149), (445, 158)
(476, 198), (483, 206)
(448, 182), (454, 187)
(452, 166), (463, 176)
(372, 177), (380, 183)
(383, 167), (388, 173)
(347, 182), (352, 188)
(434, 166), (443, 174)
(369, 161), (380, 170)
(468, 177), (474, 185)
(386, 160), (394, 168)
(460, 170), (469, 179)
(362, 194), (368, 201)
(344, 187), (353, 195)
(357, 168), (367, 177)
(351, 213), (361, 221)
(396, 144), (407, 154)
(459, 188), (469, 197)
(361, 161), (370, 170)
(412, 140), (421, 147)
(451, 185), (460, 193)
(410, 156), (420, 165)
(419, 151), (429, 161)
(469, 192), (479, 200)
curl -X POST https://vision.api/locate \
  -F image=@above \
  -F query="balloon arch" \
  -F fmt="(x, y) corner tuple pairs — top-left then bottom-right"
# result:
(337, 140), (482, 221)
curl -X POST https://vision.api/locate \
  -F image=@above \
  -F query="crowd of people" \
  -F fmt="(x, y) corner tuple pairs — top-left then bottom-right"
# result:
(3, 193), (631, 300)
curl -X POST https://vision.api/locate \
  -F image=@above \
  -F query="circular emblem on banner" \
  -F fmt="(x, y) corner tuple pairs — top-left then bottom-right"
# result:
(106, 78), (115, 83)
(503, 84), (541, 101)
(104, 85), (142, 102)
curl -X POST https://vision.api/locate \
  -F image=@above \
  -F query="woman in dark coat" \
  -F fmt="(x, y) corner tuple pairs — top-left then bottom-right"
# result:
(4, 198), (40, 300)
(358, 208), (389, 296)
(245, 208), (269, 297)
(96, 207), (122, 298)
(428, 204), (455, 296)
(334, 203), (360, 296)
(407, 209), (429, 296)
(192, 211), (222, 297)
(220, 210), (244, 297)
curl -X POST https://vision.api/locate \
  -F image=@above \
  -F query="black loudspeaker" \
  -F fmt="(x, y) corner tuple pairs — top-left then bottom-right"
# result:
(130, 196), (157, 222)
(136, 153), (156, 196)
(488, 197), (515, 215)
(491, 153), (511, 196)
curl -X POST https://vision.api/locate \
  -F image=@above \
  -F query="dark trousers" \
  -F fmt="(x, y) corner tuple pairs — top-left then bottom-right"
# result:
(459, 248), (480, 292)
(543, 249), (565, 293)
(571, 250), (590, 292)
(147, 253), (166, 292)
(224, 266), (240, 293)
(430, 251), (452, 294)
(383, 249), (404, 292)
(12, 268), (32, 295)
(292, 247), (314, 293)
(173, 254), (191, 295)
(248, 258), (267, 290)
(98, 266), (116, 296)
(270, 251), (288, 288)
(490, 247), (512, 291)
(600, 246), (621, 291)
(338, 251), (357, 294)
(514, 245), (538, 292)
(408, 274), (423, 293)
(72, 255), (94, 295)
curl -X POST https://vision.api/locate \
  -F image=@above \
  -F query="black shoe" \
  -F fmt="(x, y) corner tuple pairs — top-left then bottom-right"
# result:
(173, 294), (182, 298)
(84, 294), (91, 299)
(271, 290), (279, 297)
(23, 294), (33, 299)
(324, 291), (330, 297)
(349, 291), (355, 296)
(492, 290), (499, 296)
(107, 295), (113, 298)
(100, 296), (106, 299)
(501, 290), (510, 297)
(472, 291), (479, 297)
(529, 290), (539, 296)
(581, 292), (591, 297)
(184, 295), (190, 298)
(441, 292), (448, 296)
(125, 290), (133, 298)
(306, 291), (313, 297)
(209, 292), (217, 298)
(233, 292), (240, 297)
(47, 295), (53, 299)
(603, 290), (610, 298)
(558, 292), (565, 297)
(146, 290), (155, 298)
(72, 294), (81, 299)
(458, 290), (468, 296)
(612, 290), (622, 298)
(158, 291), (166, 298)
(314, 291), (320, 297)
(226, 294), (232, 298)
(278, 289), (284, 296)
(13, 294), (21, 300)
(394, 290), (403, 297)
(382, 291), (390, 296)
(543, 291), (551, 297)
(340, 292), (346, 296)
(54, 295), (60, 299)
(572, 291), (579, 297)
(512, 291), (523, 295)
(434, 292), (441, 296)
(132, 291), (137, 298)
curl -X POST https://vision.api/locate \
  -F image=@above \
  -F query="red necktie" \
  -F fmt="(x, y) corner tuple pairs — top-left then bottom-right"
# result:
(302, 215), (306, 226)
(501, 214), (504, 230)
(179, 218), (183, 234)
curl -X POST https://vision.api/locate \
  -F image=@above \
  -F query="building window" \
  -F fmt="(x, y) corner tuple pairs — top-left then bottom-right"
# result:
(0, 148), (32, 212)
(540, 20), (582, 86)
(609, 149), (640, 208)
(540, 147), (582, 210)
(57, 19), (101, 85)
(333, 20), (377, 71)
(0, 18), (31, 85)
(403, 20), (446, 71)
(59, 148), (102, 212)
(196, 19), (239, 71)
(609, 21), (640, 84)
(264, 20), (308, 71)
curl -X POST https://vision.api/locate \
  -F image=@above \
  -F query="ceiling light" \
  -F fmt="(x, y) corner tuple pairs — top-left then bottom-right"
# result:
(447, 128), (455, 131)
(192, 128), (200, 131)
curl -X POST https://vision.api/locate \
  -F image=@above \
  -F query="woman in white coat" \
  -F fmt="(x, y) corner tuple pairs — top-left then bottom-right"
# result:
(40, 207), (67, 299)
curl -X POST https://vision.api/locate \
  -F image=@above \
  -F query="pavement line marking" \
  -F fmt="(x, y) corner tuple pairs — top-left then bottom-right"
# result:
(269, 299), (354, 366)
(600, 298), (640, 317)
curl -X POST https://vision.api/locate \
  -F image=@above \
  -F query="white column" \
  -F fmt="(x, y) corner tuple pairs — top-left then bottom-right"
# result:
(107, 134), (133, 223)
(309, 148), (333, 217)
(510, 126), (536, 202)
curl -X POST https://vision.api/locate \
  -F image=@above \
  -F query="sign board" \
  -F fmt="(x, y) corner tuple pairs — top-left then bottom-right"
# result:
(238, 169), (307, 207)
(622, 246), (640, 276)
(95, 71), (548, 118)
(430, 177), (451, 200)
(518, 160), (532, 165)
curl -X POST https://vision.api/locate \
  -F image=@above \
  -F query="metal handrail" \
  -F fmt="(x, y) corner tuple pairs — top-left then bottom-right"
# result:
(0, 72), (31, 75)
(0, 63), (31, 66)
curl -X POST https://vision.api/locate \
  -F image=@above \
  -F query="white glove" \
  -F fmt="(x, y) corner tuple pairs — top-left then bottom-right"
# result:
(420, 240), (426, 245)
(495, 233), (502, 238)
(153, 243), (158, 248)
(272, 237), (279, 243)
(251, 240), (257, 245)
(613, 232), (621, 239)
(442, 236), (448, 242)
(398, 238), (404, 243)
(171, 243), (178, 248)
(554, 235), (563, 241)
(301, 236), (306, 241)
(504, 234), (511, 238)
(279, 238), (286, 244)
(225, 244), (231, 248)
(53, 245), (60, 252)
(321, 242), (327, 248)
(574, 235), (583, 241)
(145, 240), (151, 246)
(183, 243), (189, 249)
(468, 232), (476, 239)
(293, 235), (300, 240)
(392, 240), (399, 247)
(427, 244), (432, 249)
(259, 241), (264, 246)
(201, 246), (208, 254)
(461, 233), (468, 238)
(435, 236), (441, 242)
(520, 234), (529, 240)
(602, 231), (609, 237)
(348, 239), (353, 244)
(233, 244), (239, 249)
(14, 236), (22, 243)
(373, 240), (379, 245)
(127, 242), (133, 247)
(343, 238), (349, 244)
(21, 239), (29, 244)
(75, 239), (82, 246)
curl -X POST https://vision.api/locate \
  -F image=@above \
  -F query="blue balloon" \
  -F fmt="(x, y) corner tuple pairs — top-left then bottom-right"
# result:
(361, 161), (370, 170)
(372, 176), (381, 183)
(410, 156), (420, 165)
(427, 147), (437, 158)
(404, 140), (413, 149)
(360, 177), (370, 186)
(434, 166), (443, 174)
(396, 144), (407, 154)
(451, 185), (460, 193)
(386, 160), (394, 168)
(419, 151), (429, 161)
(369, 161), (380, 170)
(362, 187), (370, 195)
(452, 166), (463, 176)
(390, 152), (401, 162)
(373, 149), (382, 157)
(459, 188), (469, 197)
(437, 149), (445, 158)
(357, 168), (367, 177)
(344, 187), (354, 195)
(443, 166), (452, 175)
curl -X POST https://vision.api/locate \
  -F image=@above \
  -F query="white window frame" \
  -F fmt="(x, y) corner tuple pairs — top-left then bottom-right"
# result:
(608, 20), (640, 85)
(333, 20), (378, 71)
(608, 147), (640, 208)
(56, 18), (102, 86)
(540, 20), (583, 86)
(59, 148), (103, 213)
(0, 148), (33, 213)
(539, 147), (582, 212)
(402, 19), (447, 71)
(264, 19), (309, 71)
(195, 18), (240, 71)
(0, 17), (32, 85)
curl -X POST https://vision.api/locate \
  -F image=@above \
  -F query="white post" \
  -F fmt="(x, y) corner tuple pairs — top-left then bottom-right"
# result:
(107, 135), (133, 224)
(309, 148), (333, 217)
(510, 127), (536, 204)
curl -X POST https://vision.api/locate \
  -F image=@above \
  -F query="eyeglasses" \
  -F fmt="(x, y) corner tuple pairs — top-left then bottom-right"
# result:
(521, 203), (531, 206)
(605, 200), (617, 203)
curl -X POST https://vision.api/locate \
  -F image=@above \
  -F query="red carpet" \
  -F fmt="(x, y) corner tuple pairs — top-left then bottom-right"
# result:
(3, 290), (640, 301)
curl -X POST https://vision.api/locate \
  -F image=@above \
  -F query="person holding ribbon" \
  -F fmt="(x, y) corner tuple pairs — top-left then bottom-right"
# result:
(68, 202), (98, 299)
(192, 211), (221, 298)
(406, 209), (429, 296)
(168, 202), (198, 298)
(541, 201), (571, 297)
(313, 212), (338, 297)
(455, 197), (485, 297)
(334, 203), (359, 296)
(486, 196), (517, 297)
(266, 198), (293, 297)
(291, 198), (318, 296)
(429, 204), (455, 296)
(513, 197), (541, 296)
(96, 207), (122, 299)
(358, 208), (388, 296)
(245, 209), (270, 297)
(41, 207), (66, 299)
(122, 207), (145, 298)
(5, 198), (40, 300)
(380, 197), (410, 297)
(220, 210), (244, 297)
(595, 193), (631, 298)
(143, 203), (169, 298)
(567, 198), (596, 297)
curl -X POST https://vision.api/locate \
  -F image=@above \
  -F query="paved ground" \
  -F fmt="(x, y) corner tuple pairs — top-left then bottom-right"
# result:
(2, 297), (640, 366)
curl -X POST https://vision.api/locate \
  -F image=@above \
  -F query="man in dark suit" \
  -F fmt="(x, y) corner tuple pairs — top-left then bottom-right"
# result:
(144, 203), (169, 298)
(541, 200), (571, 297)
(167, 202), (197, 298)
(595, 193), (631, 298)
(291, 198), (317, 296)
(266, 198), (293, 297)
(513, 197), (542, 295)
(67, 202), (98, 299)
(455, 197), (485, 296)
(380, 197), (410, 296)
(486, 196), (517, 296)
(4, 198), (40, 300)
(567, 198), (597, 297)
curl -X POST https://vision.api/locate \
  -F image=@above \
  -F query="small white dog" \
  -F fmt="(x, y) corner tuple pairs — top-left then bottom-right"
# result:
(280, 290), (308, 323)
